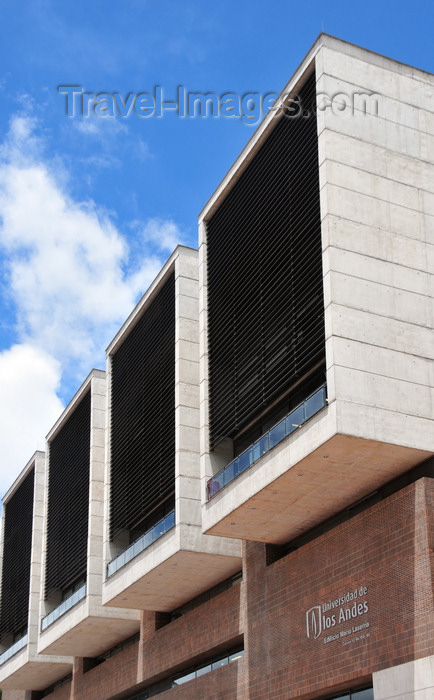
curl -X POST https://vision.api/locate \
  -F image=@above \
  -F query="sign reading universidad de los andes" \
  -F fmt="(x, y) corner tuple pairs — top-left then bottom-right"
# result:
(305, 585), (371, 646)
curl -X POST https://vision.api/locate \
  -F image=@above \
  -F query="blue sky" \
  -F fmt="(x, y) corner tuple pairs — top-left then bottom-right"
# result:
(0, 0), (433, 494)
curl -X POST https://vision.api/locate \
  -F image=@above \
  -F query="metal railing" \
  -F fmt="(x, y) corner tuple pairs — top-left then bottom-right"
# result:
(107, 510), (175, 579)
(207, 385), (327, 499)
(0, 633), (28, 665)
(41, 584), (87, 631)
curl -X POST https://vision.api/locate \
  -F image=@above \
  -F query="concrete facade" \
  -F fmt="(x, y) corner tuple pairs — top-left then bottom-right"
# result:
(373, 657), (434, 700)
(1, 35), (433, 700)
(200, 34), (434, 544)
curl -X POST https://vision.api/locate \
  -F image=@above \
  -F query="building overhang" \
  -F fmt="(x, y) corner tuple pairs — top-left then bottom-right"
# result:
(203, 401), (433, 543)
(0, 647), (72, 692)
(103, 523), (241, 612)
(37, 601), (140, 658)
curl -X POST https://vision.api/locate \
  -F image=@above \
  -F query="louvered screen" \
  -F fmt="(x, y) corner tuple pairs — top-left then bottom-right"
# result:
(207, 71), (325, 449)
(110, 272), (175, 541)
(45, 390), (90, 598)
(0, 468), (34, 640)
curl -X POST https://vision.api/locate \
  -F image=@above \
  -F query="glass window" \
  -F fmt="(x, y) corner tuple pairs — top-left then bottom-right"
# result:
(323, 688), (373, 700)
(127, 647), (244, 698)
(353, 690), (374, 700)
(196, 664), (212, 677)
(173, 671), (195, 685)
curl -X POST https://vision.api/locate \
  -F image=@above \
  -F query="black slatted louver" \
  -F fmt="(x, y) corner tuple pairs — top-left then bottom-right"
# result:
(45, 390), (91, 598)
(0, 468), (34, 641)
(207, 71), (325, 449)
(110, 272), (175, 541)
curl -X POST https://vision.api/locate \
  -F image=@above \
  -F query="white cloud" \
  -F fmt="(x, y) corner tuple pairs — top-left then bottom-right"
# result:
(0, 114), (41, 165)
(0, 344), (63, 497)
(0, 160), (161, 368)
(140, 217), (185, 252)
(0, 114), (183, 490)
(72, 112), (128, 140)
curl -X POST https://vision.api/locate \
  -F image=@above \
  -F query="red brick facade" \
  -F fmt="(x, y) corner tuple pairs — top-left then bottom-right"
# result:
(244, 478), (434, 699)
(4, 478), (433, 700)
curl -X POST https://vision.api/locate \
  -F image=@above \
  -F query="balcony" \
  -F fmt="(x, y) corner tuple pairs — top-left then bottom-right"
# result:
(102, 513), (241, 612)
(0, 632), (72, 692)
(0, 635), (28, 665)
(38, 586), (140, 658)
(41, 585), (87, 631)
(107, 512), (175, 578)
(207, 387), (326, 499)
(203, 386), (433, 545)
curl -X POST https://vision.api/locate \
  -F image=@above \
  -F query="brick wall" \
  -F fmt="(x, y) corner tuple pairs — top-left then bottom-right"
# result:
(44, 581), (243, 700)
(32, 682), (71, 700)
(71, 643), (138, 700)
(9, 477), (432, 700)
(138, 583), (242, 684)
(244, 478), (434, 699)
(157, 660), (244, 700)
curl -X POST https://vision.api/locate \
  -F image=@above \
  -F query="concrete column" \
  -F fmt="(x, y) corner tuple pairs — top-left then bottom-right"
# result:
(373, 656), (434, 699)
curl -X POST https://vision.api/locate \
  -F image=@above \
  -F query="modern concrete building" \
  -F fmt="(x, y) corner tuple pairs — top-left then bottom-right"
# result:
(102, 246), (240, 612)
(0, 34), (433, 700)
(37, 370), (140, 662)
(0, 453), (72, 690)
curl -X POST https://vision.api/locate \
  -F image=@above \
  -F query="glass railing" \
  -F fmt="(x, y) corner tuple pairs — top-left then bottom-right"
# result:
(0, 633), (28, 665)
(207, 385), (327, 499)
(41, 584), (87, 631)
(107, 510), (175, 579)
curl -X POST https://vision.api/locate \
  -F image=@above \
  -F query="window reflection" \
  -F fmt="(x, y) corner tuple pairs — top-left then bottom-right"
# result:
(172, 648), (244, 687)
